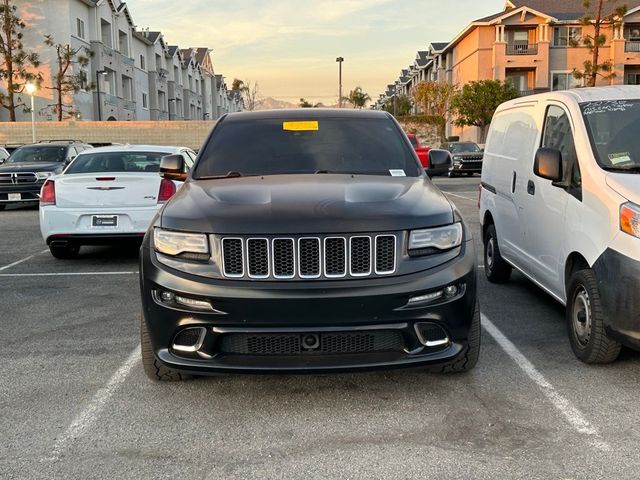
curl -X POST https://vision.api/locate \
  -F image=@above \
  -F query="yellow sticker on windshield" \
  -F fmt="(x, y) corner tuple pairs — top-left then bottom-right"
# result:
(283, 121), (319, 131)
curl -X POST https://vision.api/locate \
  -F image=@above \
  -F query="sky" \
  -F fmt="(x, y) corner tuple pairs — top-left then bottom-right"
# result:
(130, 0), (506, 104)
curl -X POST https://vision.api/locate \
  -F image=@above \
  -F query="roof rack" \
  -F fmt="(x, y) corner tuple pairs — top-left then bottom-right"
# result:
(37, 139), (83, 144)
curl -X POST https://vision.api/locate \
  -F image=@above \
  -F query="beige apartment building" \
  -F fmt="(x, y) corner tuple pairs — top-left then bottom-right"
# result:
(378, 0), (640, 142)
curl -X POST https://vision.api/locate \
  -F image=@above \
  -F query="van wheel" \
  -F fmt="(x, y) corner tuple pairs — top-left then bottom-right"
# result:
(439, 302), (481, 373)
(140, 315), (192, 381)
(483, 224), (511, 283)
(49, 243), (80, 259)
(567, 269), (621, 364)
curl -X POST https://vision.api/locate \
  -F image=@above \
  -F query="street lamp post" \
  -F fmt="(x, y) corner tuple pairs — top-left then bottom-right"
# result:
(95, 70), (108, 121)
(25, 82), (37, 143)
(336, 57), (344, 108)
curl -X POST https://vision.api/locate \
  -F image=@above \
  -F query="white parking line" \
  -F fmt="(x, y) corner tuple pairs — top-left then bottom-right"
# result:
(444, 192), (477, 203)
(47, 345), (141, 462)
(482, 313), (609, 451)
(0, 271), (139, 277)
(0, 249), (48, 272)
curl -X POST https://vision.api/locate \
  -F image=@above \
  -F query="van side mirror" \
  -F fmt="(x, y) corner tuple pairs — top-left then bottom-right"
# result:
(160, 154), (187, 181)
(425, 149), (452, 177)
(534, 148), (563, 182)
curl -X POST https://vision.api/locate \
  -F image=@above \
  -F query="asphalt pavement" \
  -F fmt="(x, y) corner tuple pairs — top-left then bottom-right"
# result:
(1, 176), (639, 479)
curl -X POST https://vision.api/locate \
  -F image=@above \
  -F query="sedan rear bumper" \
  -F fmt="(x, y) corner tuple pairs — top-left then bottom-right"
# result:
(40, 205), (161, 244)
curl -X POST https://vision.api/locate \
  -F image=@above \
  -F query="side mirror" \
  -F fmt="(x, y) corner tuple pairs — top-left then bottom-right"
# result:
(534, 148), (563, 182)
(425, 149), (452, 177)
(160, 154), (187, 181)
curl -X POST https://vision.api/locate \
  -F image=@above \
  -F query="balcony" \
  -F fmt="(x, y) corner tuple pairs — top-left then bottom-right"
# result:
(157, 68), (169, 79)
(506, 44), (538, 55)
(123, 99), (136, 111)
(625, 41), (640, 52)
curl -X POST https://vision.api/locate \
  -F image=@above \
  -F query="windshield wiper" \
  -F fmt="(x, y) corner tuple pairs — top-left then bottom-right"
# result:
(602, 166), (640, 173)
(198, 171), (250, 179)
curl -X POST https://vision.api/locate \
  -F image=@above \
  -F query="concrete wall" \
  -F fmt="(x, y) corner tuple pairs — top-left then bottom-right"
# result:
(0, 121), (215, 151)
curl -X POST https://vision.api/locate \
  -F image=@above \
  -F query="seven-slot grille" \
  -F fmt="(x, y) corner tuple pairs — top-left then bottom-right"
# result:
(220, 234), (397, 280)
(0, 172), (38, 184)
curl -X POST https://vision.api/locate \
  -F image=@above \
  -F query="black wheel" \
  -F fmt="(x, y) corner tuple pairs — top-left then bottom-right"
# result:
(49, 243), (80, 259)
(141, 315), (192, 381)
(447, 171), (457, 178)
(566, 269), (621, 364)
(483, 224), (511, 283)
(0, 204), (5, 211)
(439, 302), (481, 373)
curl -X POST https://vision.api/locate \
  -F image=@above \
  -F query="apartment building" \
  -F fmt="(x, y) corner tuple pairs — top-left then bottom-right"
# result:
(378, 0), (640, 141)
(0, 0), (242, 122)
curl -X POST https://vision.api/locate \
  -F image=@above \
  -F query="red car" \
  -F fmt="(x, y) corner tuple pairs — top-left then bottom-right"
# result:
(406, 134), (431, 167)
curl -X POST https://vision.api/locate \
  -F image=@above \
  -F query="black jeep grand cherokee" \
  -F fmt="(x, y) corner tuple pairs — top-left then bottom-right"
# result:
(140, 109), (479, 380)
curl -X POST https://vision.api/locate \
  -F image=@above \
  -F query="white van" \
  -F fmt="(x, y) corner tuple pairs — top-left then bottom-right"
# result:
(479, 86), (640, 364)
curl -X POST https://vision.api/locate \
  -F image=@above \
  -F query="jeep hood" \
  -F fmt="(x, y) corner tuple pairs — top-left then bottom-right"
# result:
(0, 162), (63, 172)
(160, 174), (455, 234)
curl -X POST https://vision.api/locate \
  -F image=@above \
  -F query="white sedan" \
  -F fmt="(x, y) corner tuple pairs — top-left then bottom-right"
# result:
(39, 145), (197, 259)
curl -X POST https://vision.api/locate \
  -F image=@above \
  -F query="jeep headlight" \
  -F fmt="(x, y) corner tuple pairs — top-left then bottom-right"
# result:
(409, 223), (463, 255)
(153, 228), (209, 259)
(621, 202), (640, 239)
(36, 171), (53, 180)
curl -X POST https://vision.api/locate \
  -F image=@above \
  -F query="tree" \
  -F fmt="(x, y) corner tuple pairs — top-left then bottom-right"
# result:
(572, 0), (627, 87)
(451, 80), (519, 142)
(231, 78), (244, 91)
(0, 0), (42, 121)
(347, 86), (371, 109)
(233, 79), (261, 111)
(43, 35), (93, 121)
(299, 98), (322, 108)
(381, 95), (412, 116)
(412, 81), (458, 143)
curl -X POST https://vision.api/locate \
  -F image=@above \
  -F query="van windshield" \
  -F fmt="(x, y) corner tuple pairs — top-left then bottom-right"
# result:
(193, 117), (421, 178)
(581, 100), (640, 172)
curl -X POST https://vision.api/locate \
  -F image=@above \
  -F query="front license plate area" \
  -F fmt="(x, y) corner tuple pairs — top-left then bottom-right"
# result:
(8, 193), (21, 201)
(92, 215), (118, 227)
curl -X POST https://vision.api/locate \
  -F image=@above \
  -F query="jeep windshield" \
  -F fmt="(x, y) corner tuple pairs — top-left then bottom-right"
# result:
(448, 142), (481, 154)
(6, 146), (67, 163)
(582, 100), (640, 172)
(194, 116), (421, 178)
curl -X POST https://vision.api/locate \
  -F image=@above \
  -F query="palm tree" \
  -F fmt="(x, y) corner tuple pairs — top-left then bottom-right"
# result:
(347, 87), (371, 109)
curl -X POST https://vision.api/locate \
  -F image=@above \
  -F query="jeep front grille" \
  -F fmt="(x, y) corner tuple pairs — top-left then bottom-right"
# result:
(220, 234), (397, 280)
(0, 172), (38, 184)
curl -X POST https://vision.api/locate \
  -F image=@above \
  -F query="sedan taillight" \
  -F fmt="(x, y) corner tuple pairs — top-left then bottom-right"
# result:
(40, 179), (56, 206)
(158, 178), (176, 203)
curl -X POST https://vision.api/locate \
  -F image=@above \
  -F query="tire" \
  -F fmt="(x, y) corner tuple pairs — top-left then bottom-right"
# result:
(447, 171), (457, 178)
(483, 224), (512, 283)
(140, 315), (192, 381)
(439, 302), (481, 373)
(49, 243), (80, 259)
(0, 204), (5, 211)
(566, 269), (621, 364)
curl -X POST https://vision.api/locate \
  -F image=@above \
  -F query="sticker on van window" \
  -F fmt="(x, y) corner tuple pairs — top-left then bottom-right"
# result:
(608, 152), (632, 165)
(283, 121), (319, 131)
(389, 169), (406, 177)
(582, 101), (635, 115)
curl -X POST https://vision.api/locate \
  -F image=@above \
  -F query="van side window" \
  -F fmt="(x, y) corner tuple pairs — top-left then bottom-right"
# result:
(541, 105), (581, 200)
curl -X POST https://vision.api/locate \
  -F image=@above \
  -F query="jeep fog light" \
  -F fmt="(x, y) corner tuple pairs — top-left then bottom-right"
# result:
(408, 290), (444, 305)
(174, 295), (214, 311)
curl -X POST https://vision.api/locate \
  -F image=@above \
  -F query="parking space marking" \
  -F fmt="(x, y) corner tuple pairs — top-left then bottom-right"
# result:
(0, 271), (139, 277)
(443, 192), (477, 203)
(482, 313), (609, 451)
(0, 249), (49, 272)
(47, 345), (141, 462)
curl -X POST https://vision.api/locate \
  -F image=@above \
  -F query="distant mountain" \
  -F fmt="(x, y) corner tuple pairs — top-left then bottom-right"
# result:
(255, 97), (298, 110)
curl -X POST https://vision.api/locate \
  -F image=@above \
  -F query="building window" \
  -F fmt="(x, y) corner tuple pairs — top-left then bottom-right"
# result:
(553, 27), (582, 47)
(551, 72), (581, 91)
(100, 19), (112, 48)
(155, 53), (162, 71)
(140, 55), (146, 70)
(118, 30), (129, 57)
(76, 19), (85, 39)
(142, 93), (148, 109)
(79, 69), (89, 91)
(626, 73), (640, 85)
(122, 76), (133, 101)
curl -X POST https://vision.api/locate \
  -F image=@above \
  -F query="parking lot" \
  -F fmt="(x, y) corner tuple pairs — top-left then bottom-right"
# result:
(1, 175), (639, 479)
